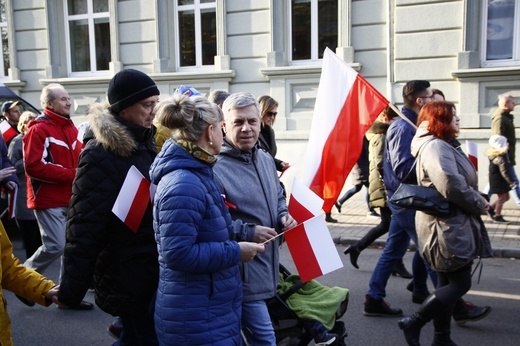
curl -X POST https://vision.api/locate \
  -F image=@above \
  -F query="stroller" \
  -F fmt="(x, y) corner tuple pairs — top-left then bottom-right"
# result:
(266, 264), (349, 346)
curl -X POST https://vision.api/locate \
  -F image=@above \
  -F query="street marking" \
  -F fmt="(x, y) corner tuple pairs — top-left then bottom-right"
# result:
(467, 290), (520, 301)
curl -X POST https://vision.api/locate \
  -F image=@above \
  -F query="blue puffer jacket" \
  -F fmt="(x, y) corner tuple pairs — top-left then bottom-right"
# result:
(150, 140), (242, 345)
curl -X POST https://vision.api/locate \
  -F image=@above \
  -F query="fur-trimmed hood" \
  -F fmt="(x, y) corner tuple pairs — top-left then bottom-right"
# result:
(88, 102), (154, 157)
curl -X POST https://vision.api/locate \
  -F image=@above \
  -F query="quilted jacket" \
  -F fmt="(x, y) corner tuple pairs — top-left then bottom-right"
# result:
(1, 223), (55, 346)
(150, 140), (242, 345)
(366, 121), (389, 209)
(58, 103), (159, 317)
(23, 109), (81, 209)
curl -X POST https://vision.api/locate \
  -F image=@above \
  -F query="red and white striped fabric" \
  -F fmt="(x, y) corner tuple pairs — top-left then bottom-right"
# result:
(112, 165), (151, 233)
(301, 48), (389, 213)
(466, 140), (478, 171)
(0, 119), (17, 143)
(284, 215), (343, 282)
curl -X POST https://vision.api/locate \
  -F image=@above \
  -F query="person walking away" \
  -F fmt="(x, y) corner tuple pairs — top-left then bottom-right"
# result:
(487, 134), (515, 223)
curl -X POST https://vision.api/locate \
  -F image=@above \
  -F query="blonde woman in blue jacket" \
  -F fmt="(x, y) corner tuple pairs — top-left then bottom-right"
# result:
(150, 94), (264, 345)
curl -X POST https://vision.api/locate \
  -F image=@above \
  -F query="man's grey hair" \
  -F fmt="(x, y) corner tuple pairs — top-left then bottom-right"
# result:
(208, 90), (230, 106)
(222, 92), (260, 120)
(40, 83), (66, 109)
(498, 93), (514, 108)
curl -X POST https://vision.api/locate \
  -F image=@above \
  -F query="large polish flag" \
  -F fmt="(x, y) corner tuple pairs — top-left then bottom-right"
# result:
(0, 119), (17, 143)
(466, 140), (478, 171)
(301, 48), (389, 213)
(112, 165), (151, 233)
(284, 215), (343, 282)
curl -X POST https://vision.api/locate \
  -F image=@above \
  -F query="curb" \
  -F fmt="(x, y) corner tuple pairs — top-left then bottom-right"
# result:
(333, 237), (520, 260)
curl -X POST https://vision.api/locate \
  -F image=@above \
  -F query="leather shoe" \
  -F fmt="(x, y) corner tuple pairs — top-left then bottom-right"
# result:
(15, 294), (35, 307)
(343, 245), (360, 269)
(452, 300), (491, 325)
(405, 280), (430, 304)
(59, 300), (94, 311)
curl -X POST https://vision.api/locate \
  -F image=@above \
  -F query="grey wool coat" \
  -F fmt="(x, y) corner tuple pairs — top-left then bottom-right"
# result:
(411, 123), (492, 272)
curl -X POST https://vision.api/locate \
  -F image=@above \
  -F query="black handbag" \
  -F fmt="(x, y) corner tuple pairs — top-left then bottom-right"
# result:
(389, 139), (450, 216)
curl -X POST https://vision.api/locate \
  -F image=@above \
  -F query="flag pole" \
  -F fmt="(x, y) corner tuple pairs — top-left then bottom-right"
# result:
(389, 103), (417, 129)
(260, 224), (299, 245)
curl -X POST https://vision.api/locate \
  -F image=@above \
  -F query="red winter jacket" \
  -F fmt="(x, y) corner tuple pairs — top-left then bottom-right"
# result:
(23, 109), (81, 209)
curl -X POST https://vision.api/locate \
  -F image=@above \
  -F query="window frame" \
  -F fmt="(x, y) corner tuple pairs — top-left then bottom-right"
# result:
(0, 0), (8, 79)
(64, 0), (111, 77)
(287, 0), (338, 65)
(173, 0), (217, 71)
(481, 0), (520, 67)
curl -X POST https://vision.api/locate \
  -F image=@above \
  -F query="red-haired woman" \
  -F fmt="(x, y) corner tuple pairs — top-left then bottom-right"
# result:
(398, 101), (493, 346)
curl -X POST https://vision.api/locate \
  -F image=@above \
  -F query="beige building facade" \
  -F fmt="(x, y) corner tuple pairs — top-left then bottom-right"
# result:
(1, 0), (519, 192)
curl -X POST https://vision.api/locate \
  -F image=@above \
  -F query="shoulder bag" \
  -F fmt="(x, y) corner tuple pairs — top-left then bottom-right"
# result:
(389, 139), (450, 216)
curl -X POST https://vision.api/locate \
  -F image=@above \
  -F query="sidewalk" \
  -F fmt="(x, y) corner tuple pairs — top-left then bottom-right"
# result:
(328, 196), (520, 259)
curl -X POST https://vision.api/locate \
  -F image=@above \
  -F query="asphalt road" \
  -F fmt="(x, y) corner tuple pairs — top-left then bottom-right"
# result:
(6, 238), (520, 345)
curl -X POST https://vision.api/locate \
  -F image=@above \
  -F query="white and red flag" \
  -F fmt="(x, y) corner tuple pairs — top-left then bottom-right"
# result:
(466, 140), (478, 171)
(288, 177), (324, 224)
(112, 165), (151, 233)
(0, 119), (17, 143)
(284, 215), (343, 282)
(301, 48), (389, 213)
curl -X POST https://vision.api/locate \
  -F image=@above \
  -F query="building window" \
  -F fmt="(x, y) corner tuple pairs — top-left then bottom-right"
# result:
(289, 0), (338, 63)
(482, 0), (520, 67)
(65, 0), (111, 75)
(0, 0), (8, 78)
(175, 0), (216, 68)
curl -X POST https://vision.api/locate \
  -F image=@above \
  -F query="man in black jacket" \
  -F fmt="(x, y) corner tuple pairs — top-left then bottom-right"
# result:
(57, 69), (160, 345)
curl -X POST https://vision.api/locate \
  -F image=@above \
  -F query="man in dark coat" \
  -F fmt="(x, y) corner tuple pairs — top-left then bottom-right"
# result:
(57, 69), (160, 345)
(491, 93), (519, 204)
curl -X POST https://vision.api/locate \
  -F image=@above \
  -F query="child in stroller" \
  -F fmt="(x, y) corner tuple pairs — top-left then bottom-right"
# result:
(266, 264), (349, 345)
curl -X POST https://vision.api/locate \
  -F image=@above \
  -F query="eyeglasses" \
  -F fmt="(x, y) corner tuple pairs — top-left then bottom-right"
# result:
(266, 111), (278, 117)
(138, 101), (158, 111)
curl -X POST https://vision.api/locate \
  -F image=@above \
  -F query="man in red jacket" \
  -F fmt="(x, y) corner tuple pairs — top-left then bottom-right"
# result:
(19, 83), (92, 310)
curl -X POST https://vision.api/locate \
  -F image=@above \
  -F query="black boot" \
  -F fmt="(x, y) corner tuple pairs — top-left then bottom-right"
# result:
(432, 307), (458, 346)
(335, 202), (342, 213)
(343, 244), (360, 269)
(325, 213), (337, 223)
(392, 260), (413, 279)
(398, 294), (447, 346)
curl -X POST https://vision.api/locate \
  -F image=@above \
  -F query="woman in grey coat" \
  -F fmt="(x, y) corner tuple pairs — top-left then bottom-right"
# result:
(398, 101), (493, 346)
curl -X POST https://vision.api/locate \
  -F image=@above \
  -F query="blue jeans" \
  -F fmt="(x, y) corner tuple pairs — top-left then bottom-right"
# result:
(509, 166), (520, 203)
(242, 300), (276, 346)
(368, 204), (435, 299)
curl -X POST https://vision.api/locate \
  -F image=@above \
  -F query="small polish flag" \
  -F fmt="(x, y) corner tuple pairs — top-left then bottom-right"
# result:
(466, 140), (478, 171)
(288, 177), (324, 224)
(284, 215), (343, 282)
(0, 119), (17, 143)
(112, 165), (151, 233)
(7, 185), (17, 219)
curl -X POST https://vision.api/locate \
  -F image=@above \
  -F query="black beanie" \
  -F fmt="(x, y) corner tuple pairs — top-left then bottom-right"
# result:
(108, 69), (160, 113)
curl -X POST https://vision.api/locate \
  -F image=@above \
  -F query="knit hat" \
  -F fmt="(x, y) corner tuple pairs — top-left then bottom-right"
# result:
(108, 69), (160, 113)
(174, 85), (201, 97)
(489, 134), (508, 150)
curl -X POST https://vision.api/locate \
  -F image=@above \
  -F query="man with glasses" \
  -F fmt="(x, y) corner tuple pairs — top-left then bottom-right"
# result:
(364, 80), (435, 316)
(57, 69), (160, 344)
